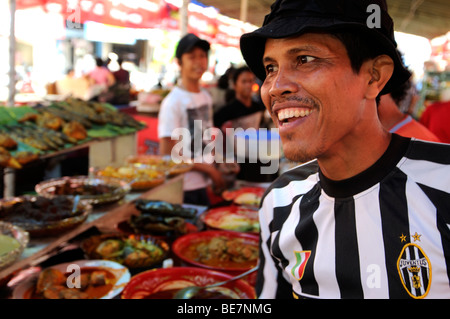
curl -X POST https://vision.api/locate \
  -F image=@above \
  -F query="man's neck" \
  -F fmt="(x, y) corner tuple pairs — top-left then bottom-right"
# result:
(318, 101), (392, 182)
(179, 77), (201, 93)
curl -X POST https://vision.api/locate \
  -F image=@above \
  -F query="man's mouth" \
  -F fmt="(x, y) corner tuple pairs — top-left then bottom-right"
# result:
(276, 107), (313, 124)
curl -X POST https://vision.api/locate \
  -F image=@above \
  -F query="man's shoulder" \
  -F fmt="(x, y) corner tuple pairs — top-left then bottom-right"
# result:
(265, 160), (319, 193)
(406, 138), (450, 165)
(161, 87), (185, 105)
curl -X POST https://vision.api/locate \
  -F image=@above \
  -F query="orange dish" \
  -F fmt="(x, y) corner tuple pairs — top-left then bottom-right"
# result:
(172, 231), (259, 272)
(95, 165), (165, 190)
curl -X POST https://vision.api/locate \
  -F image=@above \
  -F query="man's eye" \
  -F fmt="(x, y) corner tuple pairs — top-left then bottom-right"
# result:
(265, 64), (277, 75)
(298, 56), (316, 65)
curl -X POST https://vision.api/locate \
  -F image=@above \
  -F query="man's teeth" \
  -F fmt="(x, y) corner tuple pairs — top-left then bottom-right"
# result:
(277, 108), (312, 121)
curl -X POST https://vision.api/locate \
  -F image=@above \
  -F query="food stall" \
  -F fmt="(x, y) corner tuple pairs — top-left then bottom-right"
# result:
(0, 100), (266, 299)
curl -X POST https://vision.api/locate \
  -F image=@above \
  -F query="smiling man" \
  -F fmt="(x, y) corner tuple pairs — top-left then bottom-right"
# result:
(240, 0), (450, 299)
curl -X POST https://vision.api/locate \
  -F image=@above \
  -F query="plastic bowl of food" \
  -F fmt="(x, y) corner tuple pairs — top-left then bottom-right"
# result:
(121, 266), (256, 299)
(0, 221), (29, 270)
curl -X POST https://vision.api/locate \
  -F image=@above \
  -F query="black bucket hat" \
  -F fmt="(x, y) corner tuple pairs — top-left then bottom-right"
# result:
(175, 33), (210, 60)
(240, 0), (411, 95)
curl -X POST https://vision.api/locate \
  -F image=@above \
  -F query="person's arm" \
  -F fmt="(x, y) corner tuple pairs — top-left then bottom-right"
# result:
(159, 136), (226, 192)
(192, 162), (226, 194)
(159, 137), (176, 156)
(107, 71), (116, 87)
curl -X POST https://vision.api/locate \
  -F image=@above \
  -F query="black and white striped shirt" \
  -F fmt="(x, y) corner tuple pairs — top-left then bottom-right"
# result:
(257, 134), (450, 299)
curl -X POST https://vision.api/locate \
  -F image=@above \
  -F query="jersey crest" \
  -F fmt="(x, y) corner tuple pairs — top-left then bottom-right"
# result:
(397, 243), (432, 299)
(291, 250), (311, 281)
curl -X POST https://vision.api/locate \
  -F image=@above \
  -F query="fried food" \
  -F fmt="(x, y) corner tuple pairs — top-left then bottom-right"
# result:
(0, 133), (17, 150)
(36, 112), (65, 131)
(62, 121), (87, 140)
(0, 146), (22, 169)
(14, 151), (39, 165)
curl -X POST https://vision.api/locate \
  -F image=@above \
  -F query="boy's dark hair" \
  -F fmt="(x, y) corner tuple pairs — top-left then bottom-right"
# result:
(232, 66), (252, 84)
(389, 78), (411, 106)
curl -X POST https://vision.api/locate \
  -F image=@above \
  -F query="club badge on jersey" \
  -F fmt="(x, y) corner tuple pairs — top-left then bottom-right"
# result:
(397, 239), (432, 299)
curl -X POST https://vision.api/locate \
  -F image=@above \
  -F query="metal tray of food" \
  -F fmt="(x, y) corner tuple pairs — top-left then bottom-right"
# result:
(35, 175), (131, 206)
(0, 195), (92, 237)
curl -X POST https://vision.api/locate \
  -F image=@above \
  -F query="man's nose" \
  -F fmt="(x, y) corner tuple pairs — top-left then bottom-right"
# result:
(268, 70), (299, 97)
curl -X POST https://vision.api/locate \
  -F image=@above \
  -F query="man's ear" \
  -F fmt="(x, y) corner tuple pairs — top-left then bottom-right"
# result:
(365, 55), (394, 99)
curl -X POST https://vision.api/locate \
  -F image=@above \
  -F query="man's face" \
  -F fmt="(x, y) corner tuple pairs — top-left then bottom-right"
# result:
(235, 71), (256, 100)
(179, 47), (208, 81)
(261, 33), (369, 163)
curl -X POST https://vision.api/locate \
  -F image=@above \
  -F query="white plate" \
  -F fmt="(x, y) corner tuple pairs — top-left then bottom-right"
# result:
(12, 259), (130, 299)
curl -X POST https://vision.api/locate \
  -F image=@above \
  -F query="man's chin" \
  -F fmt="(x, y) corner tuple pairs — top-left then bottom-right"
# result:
(282, 147), (314, 164)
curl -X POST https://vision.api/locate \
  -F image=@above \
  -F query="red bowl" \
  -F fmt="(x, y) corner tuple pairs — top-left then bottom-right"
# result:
(172, 230), (259, 284)
(121, 267), (256, 299)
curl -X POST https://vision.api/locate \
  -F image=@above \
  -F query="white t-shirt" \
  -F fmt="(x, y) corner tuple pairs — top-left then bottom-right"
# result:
(158, 86), (214, 191)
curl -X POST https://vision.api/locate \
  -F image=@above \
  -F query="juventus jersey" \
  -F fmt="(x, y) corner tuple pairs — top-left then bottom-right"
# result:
(257, 134), (450, 299)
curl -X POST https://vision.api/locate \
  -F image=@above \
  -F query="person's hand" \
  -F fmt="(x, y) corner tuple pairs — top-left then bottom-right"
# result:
(208, 165), (227, 194)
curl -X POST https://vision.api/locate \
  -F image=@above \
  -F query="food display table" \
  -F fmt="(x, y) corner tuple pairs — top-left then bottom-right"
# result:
(0, 174), (206, 299)
(2, 132), (138, 198)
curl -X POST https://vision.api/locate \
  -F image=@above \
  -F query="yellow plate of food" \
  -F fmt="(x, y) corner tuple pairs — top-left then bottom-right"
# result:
(95, 165), (165, 190)
(126, 155), (193, 176)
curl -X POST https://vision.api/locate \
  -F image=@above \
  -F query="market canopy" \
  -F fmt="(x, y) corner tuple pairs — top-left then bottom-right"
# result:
(198, 0), (450, 40)
(14, 0), (256, 48)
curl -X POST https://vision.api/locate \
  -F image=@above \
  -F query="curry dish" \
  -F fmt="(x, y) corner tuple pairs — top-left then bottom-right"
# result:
(186, 236), (258, 269)
(26, 267), (118, 299)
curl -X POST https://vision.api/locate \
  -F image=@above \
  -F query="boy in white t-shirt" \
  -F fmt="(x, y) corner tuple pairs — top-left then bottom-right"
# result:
(158, 33), (225, 206)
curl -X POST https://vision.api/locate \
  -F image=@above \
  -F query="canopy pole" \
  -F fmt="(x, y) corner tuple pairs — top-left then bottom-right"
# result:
(4, 0), (16, 198)
(240, 0), (248, 22)
(180, 0), (189, 36)
(8, 0), (16, 107)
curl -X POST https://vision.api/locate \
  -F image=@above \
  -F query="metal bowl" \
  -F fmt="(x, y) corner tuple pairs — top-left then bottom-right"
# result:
(35, 175), (131, 205)
(0, 221), (29, 270)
